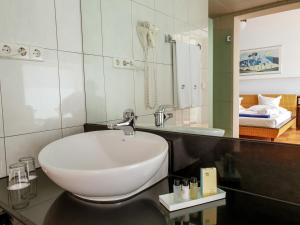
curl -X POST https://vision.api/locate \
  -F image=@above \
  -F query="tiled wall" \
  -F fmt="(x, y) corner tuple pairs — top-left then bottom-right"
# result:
(83, 0), (210, 126)
(0, 0), (86, 177)
(0, 0), (209, 178)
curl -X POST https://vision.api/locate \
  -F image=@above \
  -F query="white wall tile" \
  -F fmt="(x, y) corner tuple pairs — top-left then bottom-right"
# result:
(0, 94), (4, 138)
(201, 105), (209, 125)
(156, 64), (174, 105)
(81, 0), (102, 55)
(189, 28), (208, 69)
(62, 126), (84, 137)
(155, 0), (174, 17)
(201, 69), (209, 106)
(84, 55), (107, 123)
(136, 114), (155, 125)
(102, 0), (133, 58)
(133, 0), (155, 9)
(0, 0), (57, 49)
(188, 0), (208, 29)
(0, 50), (61, 136)
(104, 57), (135, 121)
(134, 61), (156, 116)
(174, 0), (188, 22)
(0, 138), (6, 178)
(190, 107), (202, 124)
(174, 19), (191, 42)
(55, 0), (82, 53)
(155, 12), (173, 64)
(5, 130), (62, 168)
(201, 37), (208, 69)
(182, 108), (191, 125)
(132, 2), (155, 62)
(58, 52), (86, 128)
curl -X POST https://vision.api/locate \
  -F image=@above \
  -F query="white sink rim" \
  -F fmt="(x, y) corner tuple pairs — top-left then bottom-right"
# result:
(38, 130), (169, 202)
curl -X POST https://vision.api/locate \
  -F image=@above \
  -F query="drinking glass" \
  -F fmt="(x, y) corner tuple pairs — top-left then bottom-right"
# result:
(19, 157), (37, 199)
(7, 162), (30, 209)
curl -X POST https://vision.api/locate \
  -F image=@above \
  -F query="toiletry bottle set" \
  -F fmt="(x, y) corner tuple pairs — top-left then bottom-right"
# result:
(173, 167), (218, 201)
(173, 176), (199, 201)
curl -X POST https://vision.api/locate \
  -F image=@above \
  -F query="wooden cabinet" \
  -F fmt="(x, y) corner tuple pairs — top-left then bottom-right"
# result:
(297, 96), (300, 129)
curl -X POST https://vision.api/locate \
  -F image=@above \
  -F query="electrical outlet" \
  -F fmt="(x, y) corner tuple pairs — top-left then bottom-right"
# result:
(113, 58), (135, 70)
(0, 43), (13, 57)
(14, 45), (30, 60)
(30, 47), (43, 61)
(1, 44), (11, 55)
(0, 43), (43, 61)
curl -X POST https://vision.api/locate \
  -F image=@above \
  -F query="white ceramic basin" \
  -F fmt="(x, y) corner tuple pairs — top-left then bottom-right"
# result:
(38, 130), (168, 202)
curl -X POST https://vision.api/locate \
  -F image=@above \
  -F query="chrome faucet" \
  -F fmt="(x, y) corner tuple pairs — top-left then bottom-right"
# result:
(154, 105), (174, 128)
(108, 109), (137, 136)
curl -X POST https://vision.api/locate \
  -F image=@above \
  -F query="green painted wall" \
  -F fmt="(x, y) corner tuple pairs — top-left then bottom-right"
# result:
(212, 15), (234, 136)
(208, 18), (213, 127)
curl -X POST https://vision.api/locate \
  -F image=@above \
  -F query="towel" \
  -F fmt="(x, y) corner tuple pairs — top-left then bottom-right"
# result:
(173, 41), (191, 109)
(189, 45), (202, 107)
(248, 105), (287, 116)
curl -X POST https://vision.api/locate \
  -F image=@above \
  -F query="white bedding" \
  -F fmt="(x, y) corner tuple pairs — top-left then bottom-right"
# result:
(239, 111), (292, 128)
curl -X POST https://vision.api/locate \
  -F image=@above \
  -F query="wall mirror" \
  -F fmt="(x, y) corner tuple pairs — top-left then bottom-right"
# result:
(81, 0), (222, 136)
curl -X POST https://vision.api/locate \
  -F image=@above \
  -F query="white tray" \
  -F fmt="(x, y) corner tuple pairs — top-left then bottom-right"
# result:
(159, 188), (226, 211)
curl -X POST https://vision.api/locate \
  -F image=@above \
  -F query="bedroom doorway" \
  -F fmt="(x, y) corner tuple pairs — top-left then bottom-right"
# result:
(233, 2), (300, 144)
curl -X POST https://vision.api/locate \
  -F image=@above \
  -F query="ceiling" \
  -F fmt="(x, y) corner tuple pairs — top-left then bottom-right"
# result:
(209, 0), (287, 17)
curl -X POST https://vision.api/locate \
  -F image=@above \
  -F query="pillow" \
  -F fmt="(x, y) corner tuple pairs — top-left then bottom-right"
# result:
(239, 97), (245, 111)
(258, 94), (281, 107)
(239, 97), (243, 105)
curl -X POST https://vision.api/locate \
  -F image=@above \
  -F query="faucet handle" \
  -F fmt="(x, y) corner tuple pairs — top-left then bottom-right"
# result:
(156, 104), (174, 113)
(107, 123), (114, 129)
(166, 113), (173, 119)
(123, 109), (135, 120)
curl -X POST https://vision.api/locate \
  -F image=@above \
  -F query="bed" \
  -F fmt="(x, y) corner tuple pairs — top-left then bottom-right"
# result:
(239, 94), (297, 141)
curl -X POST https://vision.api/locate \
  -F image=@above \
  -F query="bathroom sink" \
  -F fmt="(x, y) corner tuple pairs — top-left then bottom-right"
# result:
(137, 125), (225, 137)
(38, 130), (168, 202)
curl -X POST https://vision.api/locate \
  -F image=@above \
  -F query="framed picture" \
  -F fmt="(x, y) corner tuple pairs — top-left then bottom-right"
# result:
(240, 46), (281, 76)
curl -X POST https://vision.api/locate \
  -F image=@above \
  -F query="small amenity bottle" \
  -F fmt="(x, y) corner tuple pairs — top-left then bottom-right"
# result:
(189, 177), (198, 199)
(181, 179), (190, 201)
(173, 179), (181, 202)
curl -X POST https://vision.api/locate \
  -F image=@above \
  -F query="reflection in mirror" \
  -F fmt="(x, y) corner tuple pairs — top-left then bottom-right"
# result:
(43, 191), (225, 225)
(81, 0), (221, 136)
(211, 0), (300, 143)
(236, 7), (300, 145)
(44, 193), (167, 225)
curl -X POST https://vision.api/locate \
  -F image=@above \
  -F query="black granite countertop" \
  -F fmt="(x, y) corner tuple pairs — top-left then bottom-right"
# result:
(1, 125), (300, 224)
(85, 124), (300, 205)
(0, 169), (299, 225)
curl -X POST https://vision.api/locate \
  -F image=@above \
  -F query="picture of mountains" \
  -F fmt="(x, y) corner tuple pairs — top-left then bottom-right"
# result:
(240, 47), (280, 75)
